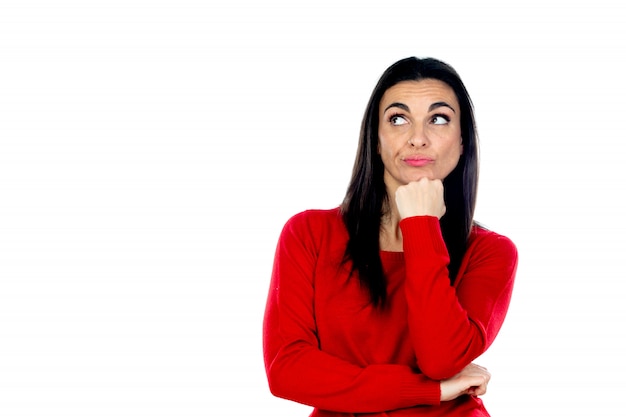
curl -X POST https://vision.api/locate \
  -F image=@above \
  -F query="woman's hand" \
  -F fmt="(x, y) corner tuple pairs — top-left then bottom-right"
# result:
(439, 363), (491, 402)
(395, 178), (446, 220)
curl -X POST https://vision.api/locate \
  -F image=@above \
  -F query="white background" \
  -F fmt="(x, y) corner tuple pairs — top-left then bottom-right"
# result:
(1, 1), (625, 416)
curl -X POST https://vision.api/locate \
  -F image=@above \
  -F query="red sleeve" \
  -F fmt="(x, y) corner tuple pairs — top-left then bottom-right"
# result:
(400, 216), (518, 380)
(263, 212), (441, 413)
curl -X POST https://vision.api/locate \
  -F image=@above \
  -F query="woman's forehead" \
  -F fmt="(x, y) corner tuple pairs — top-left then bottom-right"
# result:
(381, 80), (459, 110)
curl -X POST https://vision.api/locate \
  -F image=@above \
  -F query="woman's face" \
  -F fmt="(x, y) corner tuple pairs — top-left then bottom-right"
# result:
(378, 79), (463, 192)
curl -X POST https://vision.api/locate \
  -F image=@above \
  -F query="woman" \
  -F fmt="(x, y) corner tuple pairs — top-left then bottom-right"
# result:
(263, 57), (518, 416)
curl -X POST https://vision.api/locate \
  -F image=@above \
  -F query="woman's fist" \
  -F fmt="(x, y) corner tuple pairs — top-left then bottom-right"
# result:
(440, 363), (491, 402)
(395, 178), (446, 220)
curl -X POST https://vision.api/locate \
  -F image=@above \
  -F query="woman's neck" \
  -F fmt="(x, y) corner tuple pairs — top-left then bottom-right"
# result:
(379, 195), (403, 252)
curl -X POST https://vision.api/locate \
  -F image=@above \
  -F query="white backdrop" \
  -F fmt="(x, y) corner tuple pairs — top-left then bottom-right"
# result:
(1, 1), (625, 416)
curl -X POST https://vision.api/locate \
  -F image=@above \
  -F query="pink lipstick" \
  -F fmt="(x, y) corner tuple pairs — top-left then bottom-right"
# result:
(403, 156), (433, 167)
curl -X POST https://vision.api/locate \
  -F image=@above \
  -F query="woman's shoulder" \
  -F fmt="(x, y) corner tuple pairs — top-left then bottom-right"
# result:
(280, 207), (344, 238)
(285, 207), (343, 228)
(279, 207), (347, 251)
(470, 222), (518, 260)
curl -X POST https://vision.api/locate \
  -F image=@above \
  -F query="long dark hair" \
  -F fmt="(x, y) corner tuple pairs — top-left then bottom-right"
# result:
(340, 57), (479, 307)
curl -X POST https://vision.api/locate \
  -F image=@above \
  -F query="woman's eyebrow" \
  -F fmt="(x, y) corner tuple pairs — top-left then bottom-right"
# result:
(383, 102), (410, 113)
(429, 101), (456, 113)
(384, 101), (456, 113)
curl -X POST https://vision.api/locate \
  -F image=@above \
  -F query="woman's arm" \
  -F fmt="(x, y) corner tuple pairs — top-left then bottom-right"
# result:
(263, 212), (441, 413)
(399, 215), (518, 380)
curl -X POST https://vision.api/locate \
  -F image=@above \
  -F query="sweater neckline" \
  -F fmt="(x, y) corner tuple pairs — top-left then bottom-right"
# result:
(380, 250), (404, 261)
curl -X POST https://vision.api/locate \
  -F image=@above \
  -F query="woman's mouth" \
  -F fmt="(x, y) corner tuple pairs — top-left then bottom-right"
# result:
(403, 156), (433, 167)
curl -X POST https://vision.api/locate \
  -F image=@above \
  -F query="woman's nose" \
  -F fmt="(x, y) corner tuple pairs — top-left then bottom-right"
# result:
(408, 126), (429, 147)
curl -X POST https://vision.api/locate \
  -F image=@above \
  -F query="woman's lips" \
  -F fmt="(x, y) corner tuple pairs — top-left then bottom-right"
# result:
(403, 156), (433, 167)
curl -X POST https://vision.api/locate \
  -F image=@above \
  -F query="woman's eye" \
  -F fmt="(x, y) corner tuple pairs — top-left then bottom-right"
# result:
(431, 115), (450, 125)
(390, 115), (408, 125)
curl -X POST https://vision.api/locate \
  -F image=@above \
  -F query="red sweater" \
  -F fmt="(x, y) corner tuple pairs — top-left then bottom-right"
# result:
(263, 208), (518, 416)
